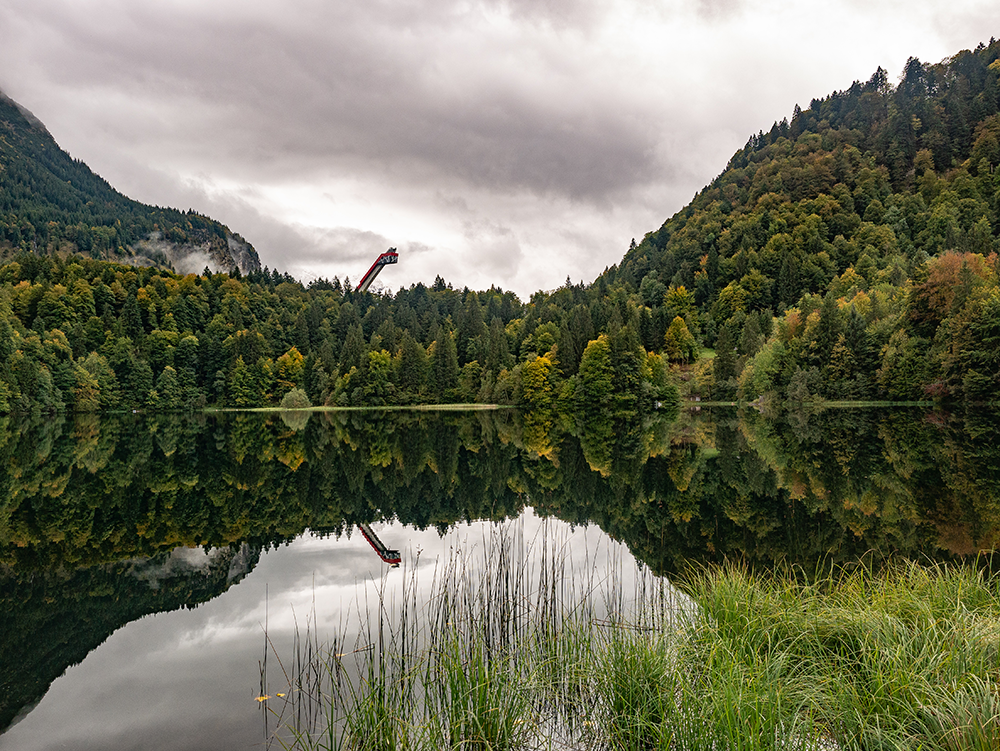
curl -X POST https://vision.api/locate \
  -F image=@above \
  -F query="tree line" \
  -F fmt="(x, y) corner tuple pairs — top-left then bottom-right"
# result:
(7, 41), (1000, 410)
(0, 253), (679, 418)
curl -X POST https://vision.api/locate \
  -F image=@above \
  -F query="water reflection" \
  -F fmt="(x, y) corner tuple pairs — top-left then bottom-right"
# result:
(0, 405), (998, 746)
(256, 515), (689, 750)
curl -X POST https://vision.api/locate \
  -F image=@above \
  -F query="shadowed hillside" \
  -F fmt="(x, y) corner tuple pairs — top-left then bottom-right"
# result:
(0, 89), (260, 275)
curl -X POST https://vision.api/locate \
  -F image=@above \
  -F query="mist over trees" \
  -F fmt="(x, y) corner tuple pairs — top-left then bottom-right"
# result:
(0, 91), (259, 273)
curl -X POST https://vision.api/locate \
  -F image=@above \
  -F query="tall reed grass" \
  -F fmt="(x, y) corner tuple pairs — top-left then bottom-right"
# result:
(263, 526), (1000, 751)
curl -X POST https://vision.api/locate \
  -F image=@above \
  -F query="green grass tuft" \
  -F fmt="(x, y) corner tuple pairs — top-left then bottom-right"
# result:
(267, 536), (1000, 751)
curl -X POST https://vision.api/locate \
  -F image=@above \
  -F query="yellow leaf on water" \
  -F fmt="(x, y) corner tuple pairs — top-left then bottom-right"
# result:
(276, 693), (286, 697)
(256, 695), (271, 702)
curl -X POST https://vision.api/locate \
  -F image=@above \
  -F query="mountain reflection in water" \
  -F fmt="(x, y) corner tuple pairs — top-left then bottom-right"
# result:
(0, 406), (998, 745)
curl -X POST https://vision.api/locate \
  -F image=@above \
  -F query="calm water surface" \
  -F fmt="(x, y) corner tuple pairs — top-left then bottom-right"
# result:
(1, 406), (997, 749)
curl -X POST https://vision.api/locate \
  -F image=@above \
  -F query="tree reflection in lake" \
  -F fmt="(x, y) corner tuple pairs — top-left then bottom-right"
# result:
(0, 405), (998, 740)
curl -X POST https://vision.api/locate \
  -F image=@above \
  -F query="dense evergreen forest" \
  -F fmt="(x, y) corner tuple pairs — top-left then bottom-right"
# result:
(591, 40), (1000, 404)
(0, 252), (677, 419)
(5, 40), (1000, 413)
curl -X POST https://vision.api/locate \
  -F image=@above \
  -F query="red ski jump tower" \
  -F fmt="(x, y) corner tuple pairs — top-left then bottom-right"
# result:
(356, 248), (398, 292)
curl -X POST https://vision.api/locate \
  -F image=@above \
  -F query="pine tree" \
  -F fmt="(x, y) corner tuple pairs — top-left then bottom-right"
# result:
(456, 291), (486, 366)
(484, 317), (511, 375)
(156, 366), (182, 410)
(738, 315), (763, 358)
(228, 356), (256, 407)
(577, 335), (613, 411)
(121, 293), (143, 340)
(397, 332), (428, 400)
(339, 323), (366, 375)
(429, 326), (459, 403)
(611, 324), (645, 417)
(813, 293), (842, 366)
(713, 326), (737, 400)
(828, 334), (858, 398)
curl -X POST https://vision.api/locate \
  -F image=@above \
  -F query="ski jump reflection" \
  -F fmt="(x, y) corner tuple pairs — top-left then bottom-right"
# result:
(357, 523), (401, 567)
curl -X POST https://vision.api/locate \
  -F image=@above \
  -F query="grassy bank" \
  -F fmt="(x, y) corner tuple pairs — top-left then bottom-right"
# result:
(266, 535), (1000, 750)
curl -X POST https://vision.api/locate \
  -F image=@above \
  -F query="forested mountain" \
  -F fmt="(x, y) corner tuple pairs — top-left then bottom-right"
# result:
(0, 89), (260, 275)
(578, 39), (1000, 404)
(4, 40), (1000, 414)
(0, 92), (676, 419)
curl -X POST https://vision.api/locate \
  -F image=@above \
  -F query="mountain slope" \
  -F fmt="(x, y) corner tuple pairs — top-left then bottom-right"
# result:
(0, 90), (260, 275)
(611, 43), (1000, 300)
(581, 39), (1000, 403)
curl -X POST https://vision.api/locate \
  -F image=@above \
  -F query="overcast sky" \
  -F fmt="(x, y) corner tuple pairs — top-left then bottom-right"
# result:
(0, 1), (997, 297)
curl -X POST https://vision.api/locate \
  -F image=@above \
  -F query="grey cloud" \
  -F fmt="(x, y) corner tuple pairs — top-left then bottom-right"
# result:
(6, 0), (994, 299)
(695, 0), (745, 20)
(489, 0), (603, 29)
(107, 164), (325, 271)
(402, 241), (435, 256)
(1, 0), (664, 203)
(293, 228), (430, 262)
(102, 158), (440, 286)
(281, 227), (439, 288)
(461, 218), (526, 277)
(298, 227), (395, 264)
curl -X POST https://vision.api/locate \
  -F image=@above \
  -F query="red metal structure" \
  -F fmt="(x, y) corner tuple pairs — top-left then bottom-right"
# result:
(356, 248), (398, 292)
(357, 522), (401, 567)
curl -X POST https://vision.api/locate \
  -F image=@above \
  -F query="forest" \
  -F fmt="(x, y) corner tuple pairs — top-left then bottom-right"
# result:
(0, 252), (678, 423)
(0, 86), (675, 419)
(4, 42), (1000, 413)
(594, 41), (1000, 405)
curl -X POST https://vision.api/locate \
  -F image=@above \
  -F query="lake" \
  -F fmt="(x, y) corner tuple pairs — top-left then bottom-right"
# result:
(0, 406), (997, 749)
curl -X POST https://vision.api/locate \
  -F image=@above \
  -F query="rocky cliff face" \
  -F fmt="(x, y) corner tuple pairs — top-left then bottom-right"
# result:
(129, 229), (260, 276)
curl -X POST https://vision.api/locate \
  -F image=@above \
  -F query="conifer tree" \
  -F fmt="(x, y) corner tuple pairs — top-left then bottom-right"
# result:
(429, 326), (459, 403)
(456, 291), (486, 366)
(577, 335), (614, 411)
(155, 366), (182, 410)
(339, 323), (366, 375)
(814, 293), (842, 366)
(484, 317), (511, 375)
(713, 326), (737, 400)
(611, 323), (645, 417)
(397, 332), (428, 400)
(228, 356), (256, 407)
